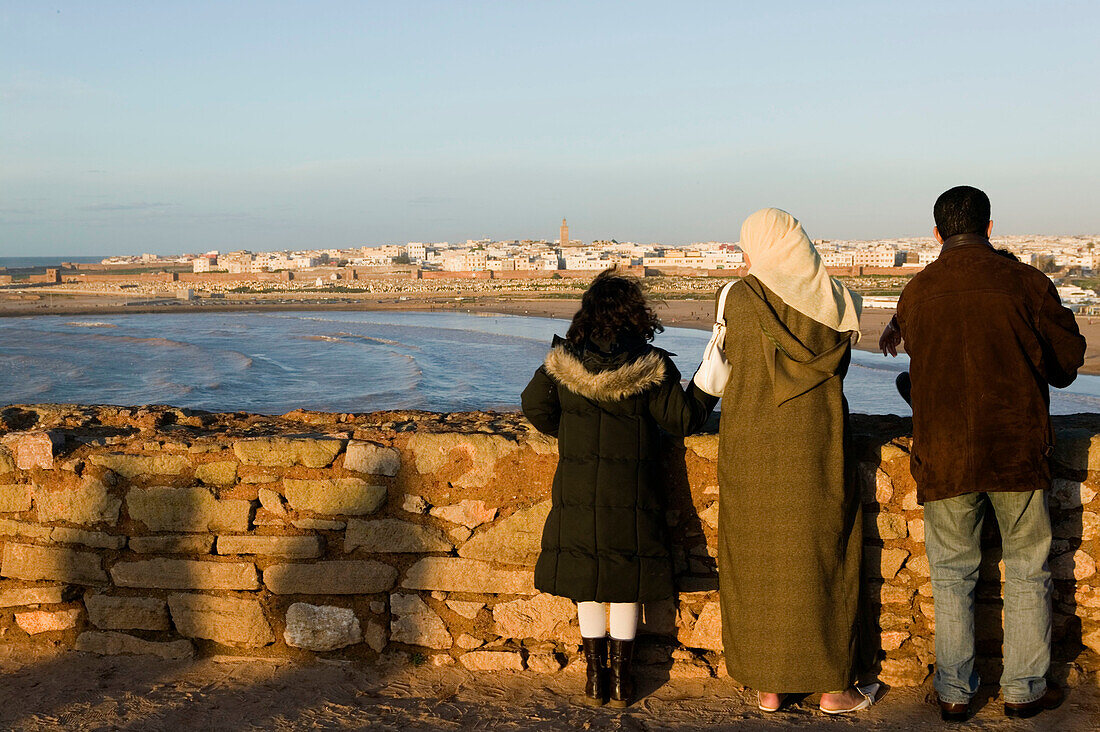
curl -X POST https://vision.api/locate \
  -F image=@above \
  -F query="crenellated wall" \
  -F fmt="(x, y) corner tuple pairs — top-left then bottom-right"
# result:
(0, 404), (1096, 687)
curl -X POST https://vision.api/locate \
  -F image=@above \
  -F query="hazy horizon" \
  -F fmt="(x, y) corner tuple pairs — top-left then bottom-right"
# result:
(3, 1), (1099, 256)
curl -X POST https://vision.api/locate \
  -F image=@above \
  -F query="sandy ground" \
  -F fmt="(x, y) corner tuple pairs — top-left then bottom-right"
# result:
(0, 653), (1097, 731)
(3, 293), (1100, 376)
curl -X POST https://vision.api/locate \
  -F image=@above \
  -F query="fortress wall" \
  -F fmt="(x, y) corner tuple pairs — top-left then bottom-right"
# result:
(0, 404), (1096, 685)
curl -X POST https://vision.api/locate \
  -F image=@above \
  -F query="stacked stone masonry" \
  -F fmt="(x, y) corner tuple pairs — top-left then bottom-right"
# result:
(0, 404), (1097, 687)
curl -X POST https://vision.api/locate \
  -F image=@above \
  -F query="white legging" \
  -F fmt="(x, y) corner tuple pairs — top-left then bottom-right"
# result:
(577, 601), (639, 640)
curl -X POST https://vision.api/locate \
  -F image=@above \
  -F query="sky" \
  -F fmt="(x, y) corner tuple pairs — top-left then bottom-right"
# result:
(2, 1), (1099, 255)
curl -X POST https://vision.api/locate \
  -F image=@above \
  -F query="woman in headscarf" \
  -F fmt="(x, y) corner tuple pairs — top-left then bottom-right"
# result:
(709, 208), (877, 713)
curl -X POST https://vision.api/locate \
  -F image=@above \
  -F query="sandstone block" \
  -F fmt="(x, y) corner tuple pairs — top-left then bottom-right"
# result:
(402, 558), (535, 594)
(864, 511), (907, 541)
(401, 494), (429, 514)
(863, 547), (910, 581)
(343, 441), (401, 476)
(34, 478), (122, 525)
(456, 634), (483, 649)
(49, 527), (126, 550)
(430, 499), (497, 528)
(0, 446), (14, 474)
(216, 535), (323, 558)
(445, 600), (484, 619)
(2, 543), (107, 585)
(1051, 550), (1096, 581)
(407, 433), (518, 488)
(457, 501), (549, 565)
(859, 463), (893, 504)
(232, 437), (345, 468)
(258, 488), (287, 515)
(0, 484), (31, 513)
(364, 620), (387, 652)
(683, 434), (718, 461)
(345, 519), (452, 553)
(879, 443), (909, 463)
(698, 503), (719, 529)
(389, 593), (451, 649)
(685, 602), (723, 651)
(449, 526), (472, 543)
(908, 519), (925, 543)
(127, 486), (251, 532)
(493, 593), (579, 644)
(75, 631), (194, 660)
(263, 560), (397, 595)
(880, 630), (909, 651)
(291, 518), (346, 530)
(907, 554), (931, 577)
(282, 478), (386, 516)
(15, 608), (81, 634)
(129, 534), (214, 554)
(111, 558), (259, 590)
(85, 595), (170, 631)
(459, 650), (524, 672)
(87, 453), (189, 478)
(0, 518), (51, 541)
(0, 583), (65, 607)
(5, 432), (59, 470)
(1050, 479), (1097, 509)
(168, 593), (274, 647)
(879, 584), (915, 605)
(900, 489), (919, 511)
(527, 652), (564, 673)
(878, 658), (930, 686)
(195, 461), (239, 486)
(1084, 629), (1100, 656)
(284, 602), (363, 651)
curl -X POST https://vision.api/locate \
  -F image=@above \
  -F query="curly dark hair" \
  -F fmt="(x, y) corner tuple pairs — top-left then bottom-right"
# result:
(566, 268), (663, 348)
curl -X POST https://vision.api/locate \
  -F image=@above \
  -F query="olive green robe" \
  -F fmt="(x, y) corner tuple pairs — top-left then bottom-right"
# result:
(717, 276), (862, 692)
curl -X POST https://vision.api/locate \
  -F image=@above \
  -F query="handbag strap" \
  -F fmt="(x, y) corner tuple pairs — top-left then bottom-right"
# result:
(715, 281), (735, 327)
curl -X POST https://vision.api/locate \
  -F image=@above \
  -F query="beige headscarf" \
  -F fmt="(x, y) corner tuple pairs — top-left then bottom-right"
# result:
(739, 208), (862, 338)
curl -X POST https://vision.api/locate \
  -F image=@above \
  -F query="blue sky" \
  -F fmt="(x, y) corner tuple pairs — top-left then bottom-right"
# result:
(2, 1), (1099, 255)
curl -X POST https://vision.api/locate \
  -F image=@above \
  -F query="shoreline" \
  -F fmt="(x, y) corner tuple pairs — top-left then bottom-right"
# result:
(3, 294), (1099, 376)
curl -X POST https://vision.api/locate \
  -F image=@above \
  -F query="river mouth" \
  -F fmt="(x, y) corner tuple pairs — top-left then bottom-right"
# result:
(1, 310), (1097, 416)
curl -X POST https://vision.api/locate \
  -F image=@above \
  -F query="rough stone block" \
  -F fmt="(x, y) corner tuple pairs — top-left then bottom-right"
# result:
(908, 518), (925, 543)
(698, 503), (719, 529)
(390, 593), (451, 649)
(129, 534), (214, 554)
(111, 558), (260, 590)
(685, 602), (723, 651)
(456, 633), (483, 649)
(863, 547), (910, 581)
(401, 494), (429, 514)
(1050, 479), (1097, 509)
(1, 543), (107, 585)
(75, 631), (194, 660)
(459, 650), (524, 672)
(859, 463), (893, 504)
(907, 554), (931, 577)
(402, 558), (535, 594)
(363, 620), (387, 652)
(195, 461), (239, 487)
(263, 560), (397, 595)
(4, 432), (59, 470)
(15, 608), (81, 634)
(232, 437), (345, 468)
(34, 478), (122, 525)
(430, 499), (497, 528)
(87, 453), (189, 478)
(682, 434), (718, 461)
(0, 582), (65, 607)
(0, 518), (51, 541)
(878, 658), (930, 686)
(527, 652), (564, 673)
(284, 602), (363, 651)
(127, 486), (251, 532)
(282, 478), (386, 516)
(458, 501), (549, 565)
(343, 441), (400, 476)
(0, 446), (14, 474)
(445, 600), (484, 619)
(493, 593), (578, 644)
(216, 535), (323, 558)
(1084, 629), (1100, 656)
(1051, 550), (1097, 581)
(85, 594), (170, 631)
(0, 484), (31, 513)
(345, 519), (452, 553)
(407, 433), (519, 488)
(880, 630), (909, 651)
(258, 488), (287, 515)
(168, 593), (275, 647)
(864, 511), (908, 541)
(49, 527), (126, 550)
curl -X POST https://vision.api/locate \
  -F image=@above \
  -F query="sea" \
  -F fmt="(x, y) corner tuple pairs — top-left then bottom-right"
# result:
(0, 310), (1098, 416)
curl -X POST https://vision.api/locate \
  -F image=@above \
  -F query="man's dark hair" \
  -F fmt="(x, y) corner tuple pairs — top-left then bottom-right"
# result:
(933, 186), (991, 239)
(566, 268), (663, 347)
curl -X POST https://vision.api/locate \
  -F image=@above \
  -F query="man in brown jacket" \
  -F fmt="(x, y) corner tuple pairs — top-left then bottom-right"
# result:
(881, 186), (1085, 721)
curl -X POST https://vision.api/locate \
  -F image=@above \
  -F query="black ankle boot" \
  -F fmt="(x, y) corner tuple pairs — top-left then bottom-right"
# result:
(608, 638), (634, 708)
(581, 637), (608, 706)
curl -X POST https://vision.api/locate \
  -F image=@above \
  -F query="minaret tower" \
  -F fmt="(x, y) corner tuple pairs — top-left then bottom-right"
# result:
(560, 218), (569, 247)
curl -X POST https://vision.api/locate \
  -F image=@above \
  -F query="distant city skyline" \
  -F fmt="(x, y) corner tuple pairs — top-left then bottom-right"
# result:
(3, 1), (1099, 256)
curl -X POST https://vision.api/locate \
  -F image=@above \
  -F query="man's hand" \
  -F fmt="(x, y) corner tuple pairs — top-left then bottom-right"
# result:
(879, 315), (902, 357)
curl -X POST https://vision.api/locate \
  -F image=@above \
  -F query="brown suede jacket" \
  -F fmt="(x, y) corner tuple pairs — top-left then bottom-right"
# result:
(896, 233), (1086, 503)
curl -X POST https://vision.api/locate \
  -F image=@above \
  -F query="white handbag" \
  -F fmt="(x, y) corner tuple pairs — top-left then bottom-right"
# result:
(692, 281), (736, 397)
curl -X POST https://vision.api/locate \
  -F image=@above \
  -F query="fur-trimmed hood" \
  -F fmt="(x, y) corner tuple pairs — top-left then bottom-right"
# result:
(544, 343), (667, 401)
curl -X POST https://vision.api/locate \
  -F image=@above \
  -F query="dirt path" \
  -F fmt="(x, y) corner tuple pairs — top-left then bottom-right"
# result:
(0, 653), (1096, 731)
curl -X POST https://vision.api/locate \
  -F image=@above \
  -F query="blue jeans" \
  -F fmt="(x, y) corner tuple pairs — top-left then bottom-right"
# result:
(923, 490), (1052, 705)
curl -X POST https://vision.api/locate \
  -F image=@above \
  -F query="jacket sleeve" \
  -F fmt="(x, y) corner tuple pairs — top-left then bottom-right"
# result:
(647, 355), (719, 437)
(1036, 280), (1086, 388)
(521, 366), (561, 437)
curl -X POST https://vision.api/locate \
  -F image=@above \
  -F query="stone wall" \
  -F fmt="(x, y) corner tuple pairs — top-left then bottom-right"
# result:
(0, 404), (1096, 686)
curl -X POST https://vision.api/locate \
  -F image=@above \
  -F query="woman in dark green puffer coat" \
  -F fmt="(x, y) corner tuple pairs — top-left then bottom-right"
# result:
(521, 269), (717, 708)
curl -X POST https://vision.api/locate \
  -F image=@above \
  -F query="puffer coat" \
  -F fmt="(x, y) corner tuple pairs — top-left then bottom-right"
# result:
(521, 332), (717, 603)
